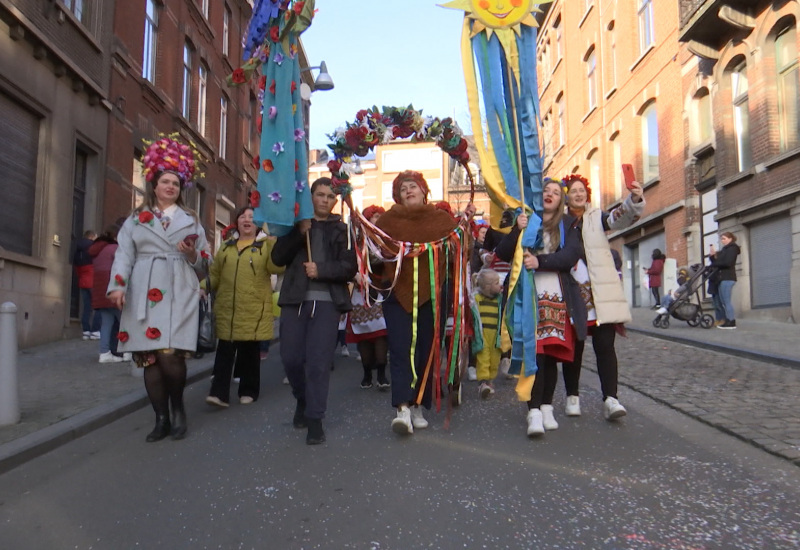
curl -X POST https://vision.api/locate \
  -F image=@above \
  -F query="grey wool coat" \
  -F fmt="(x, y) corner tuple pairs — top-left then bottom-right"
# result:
(107, 207), (210, 352)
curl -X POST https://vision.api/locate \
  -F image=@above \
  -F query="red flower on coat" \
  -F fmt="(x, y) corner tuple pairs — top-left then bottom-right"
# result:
(145, 327), (161, 340)
(117, 331), (129, 343)
(138, 211), (154, 224)
(200, 250), (210, 260)
(231, 68), (246, 84)
(114, 274), (126, 287)
(269, 26), (280, 43)
(147, 288), (164, 303)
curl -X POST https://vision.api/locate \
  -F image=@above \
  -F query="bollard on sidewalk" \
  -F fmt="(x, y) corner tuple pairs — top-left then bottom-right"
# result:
(0, 302), (20, 425)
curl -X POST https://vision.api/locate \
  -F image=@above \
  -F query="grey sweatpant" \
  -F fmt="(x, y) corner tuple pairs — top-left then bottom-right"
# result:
(279, 300), (340, 419)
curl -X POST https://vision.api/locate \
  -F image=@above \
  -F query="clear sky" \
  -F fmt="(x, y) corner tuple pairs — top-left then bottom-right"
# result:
(299, 0), (472, 150)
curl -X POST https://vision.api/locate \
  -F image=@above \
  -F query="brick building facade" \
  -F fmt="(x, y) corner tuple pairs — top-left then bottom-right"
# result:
(0, 0), (114, 347)
(537, 0), (689, 308)
(681, 0), (800, 322)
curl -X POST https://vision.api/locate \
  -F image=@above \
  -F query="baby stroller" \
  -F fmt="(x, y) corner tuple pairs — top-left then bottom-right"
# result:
(652, 264), (717, 329)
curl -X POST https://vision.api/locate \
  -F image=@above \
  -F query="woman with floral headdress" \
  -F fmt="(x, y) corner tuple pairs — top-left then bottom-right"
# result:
(375, 171), (475, 435)
(561, 173), (644, 422)
(108, 137), (211, 442)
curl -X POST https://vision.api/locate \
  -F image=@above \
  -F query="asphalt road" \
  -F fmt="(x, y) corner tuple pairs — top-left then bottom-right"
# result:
(1, 348), (799, 549)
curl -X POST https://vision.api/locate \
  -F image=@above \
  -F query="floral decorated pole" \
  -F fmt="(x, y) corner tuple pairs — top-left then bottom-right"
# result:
(230, 1), (315, 236)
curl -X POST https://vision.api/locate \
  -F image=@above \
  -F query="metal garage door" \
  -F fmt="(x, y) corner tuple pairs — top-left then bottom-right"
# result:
(750, 216), (792, 308)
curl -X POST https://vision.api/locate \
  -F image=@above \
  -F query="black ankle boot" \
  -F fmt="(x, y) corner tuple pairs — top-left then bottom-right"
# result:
(306, 418), (325, 445)
(146, 414), (171, 442)
(376, 364), (390, 391)
(293, 399), (307, 429)
(171, 406), (187, 440)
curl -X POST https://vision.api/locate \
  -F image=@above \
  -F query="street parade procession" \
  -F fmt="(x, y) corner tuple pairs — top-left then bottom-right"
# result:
(9, 1), (800, 548)
(98, 0), (649, 446)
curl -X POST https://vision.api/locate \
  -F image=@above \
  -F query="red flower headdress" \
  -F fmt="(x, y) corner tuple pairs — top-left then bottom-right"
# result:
(561, 173), (591, 201)
(142, 133), (204, 187)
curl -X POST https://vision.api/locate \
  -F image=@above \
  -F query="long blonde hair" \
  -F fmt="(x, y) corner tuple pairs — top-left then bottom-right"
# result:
(541, 180), (567, 252)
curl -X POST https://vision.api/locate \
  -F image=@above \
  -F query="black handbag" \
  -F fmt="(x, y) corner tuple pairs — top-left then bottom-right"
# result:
(197, 280), (217, 353)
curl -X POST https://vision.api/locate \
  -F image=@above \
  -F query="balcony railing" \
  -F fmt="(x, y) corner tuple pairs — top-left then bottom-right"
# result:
(680, 0), (709, 29)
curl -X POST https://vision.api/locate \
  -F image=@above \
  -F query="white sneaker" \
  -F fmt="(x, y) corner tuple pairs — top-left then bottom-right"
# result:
(500, 357), (514, 379)
(478, 381), (494, 399)
(122, 352), (133, 361)
(239, 396), (254, 405)
(392, 406), (413, 435)
(82, 331), (91, 341)
(90, 331), (101, 340)
(340, 346), (350, 357)
(540, 404), (559, 430)
(565, 395), (581, 417)
(526, 409), (544, 437)
(282, 376), (289, 385)
(603, 397), (627, 421)
(656, 307), (668, 315)
(467, 366), (477, 381)
(410, 406), (429, 429)
(99, 351), (124, 363)
(233, 377), (241, 384)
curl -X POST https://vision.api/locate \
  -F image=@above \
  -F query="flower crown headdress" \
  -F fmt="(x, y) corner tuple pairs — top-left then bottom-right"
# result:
(561, 173), (591, 199)
(142, 133), (205, 187)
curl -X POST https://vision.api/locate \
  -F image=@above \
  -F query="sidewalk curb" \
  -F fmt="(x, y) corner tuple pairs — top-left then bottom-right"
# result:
(0, 362), (213, 476)
(627, 326), (800, 370)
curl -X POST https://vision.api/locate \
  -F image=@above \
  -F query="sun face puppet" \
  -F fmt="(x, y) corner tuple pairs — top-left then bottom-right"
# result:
(440, 0), (547, 36)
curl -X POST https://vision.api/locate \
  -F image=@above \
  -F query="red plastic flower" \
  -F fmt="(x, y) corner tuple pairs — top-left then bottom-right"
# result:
(293, 1), (305, 14)
(269, 79), (276, 95)
(327, 159), (342, 174)
(269, 25), (280, 43)
(114, 274), (126, 287)
(256, 114), (263, 134)
(145, 327), (161, 340)
(295, 159), (299, 172)
(294, 202), (300, 217)
(251, 155), (260, 170)
(231, 68), (246, 84)
(138, 211), (154, 224)
(147, 288), (164, 303)
(117, 331), (129, 343)
(290, 81), (297, 93)
(200, 250), (210, 259)
(355, 109), (370, 122)
(258, 75), (267, 91)
(262, 159), (274, 172)
(249, 190), (261, 208)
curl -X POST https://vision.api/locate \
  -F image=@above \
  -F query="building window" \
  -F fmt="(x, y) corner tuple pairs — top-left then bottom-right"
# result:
(586, 48), (597, 112)
(143, 0), (158, 83)
(543, 111), (553, 165)
(182, 43), (193, 119)
(132, 156), (146, 208)
(248, 92), (257, 151)
(611, 133), (622, 200)
(223, 6), (231, 57)
(554, 15), (563, 63)
(608, 21), (617, 91)
(693, 89), (712, 145)
(201, 0), (209, 18)
(641, 102), (659, 182)
(539, 43), (550, 83)
(776, 26), (799, 152)
(731, 62), (752, 172)
(61, 0), (90, 26)
(0, 92), (39, 256)
(638, 0), (654, 55)
(197, 63), (208, 136)
(557, 93), (565, 147)
(219, 95), (228, 159)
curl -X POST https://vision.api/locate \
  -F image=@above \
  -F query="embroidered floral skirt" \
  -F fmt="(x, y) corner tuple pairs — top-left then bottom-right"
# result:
(535, 271), (575, 363)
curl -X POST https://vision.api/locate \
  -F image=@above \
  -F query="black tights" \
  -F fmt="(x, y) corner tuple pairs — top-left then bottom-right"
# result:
(527, 354), (558, 409)
(357, 336), (389, 381)
(562, 323), (619, 400)
(651, 287), (661, 306)
(143, 352), (187, 418)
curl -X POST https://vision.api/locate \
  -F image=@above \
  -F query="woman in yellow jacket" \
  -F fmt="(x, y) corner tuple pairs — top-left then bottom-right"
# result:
(206, 206), (283, 407)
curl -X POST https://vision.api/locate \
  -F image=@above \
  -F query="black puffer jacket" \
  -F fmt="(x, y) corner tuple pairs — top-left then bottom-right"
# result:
(271, 216), (357, 312)
(710, 242), (740, 282)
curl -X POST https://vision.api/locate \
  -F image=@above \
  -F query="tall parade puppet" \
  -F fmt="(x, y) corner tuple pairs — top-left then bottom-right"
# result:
(440, 0), (552, 396)
(326, 107), (475, 423)
(228, 0), (316, 235)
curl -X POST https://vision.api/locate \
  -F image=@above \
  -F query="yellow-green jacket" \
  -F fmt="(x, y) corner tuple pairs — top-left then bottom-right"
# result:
(209, 231), (284, 341)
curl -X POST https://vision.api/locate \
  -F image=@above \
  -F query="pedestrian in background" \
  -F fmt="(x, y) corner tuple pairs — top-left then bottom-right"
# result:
(108, 138), (210, 443)
(74, 229), (100, 340)
(272, 177), (358, 445)
(89, 220), (129, 363)
(645, 248), (666, 308)
(205, 206), (283, 408)
(709, 232), (740, 330)
(561, 173), (645, 421)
